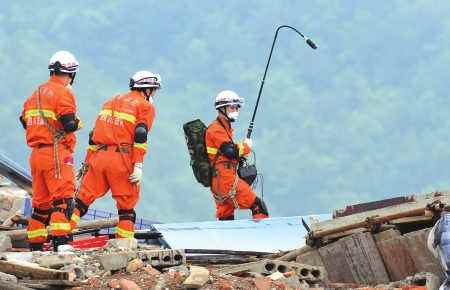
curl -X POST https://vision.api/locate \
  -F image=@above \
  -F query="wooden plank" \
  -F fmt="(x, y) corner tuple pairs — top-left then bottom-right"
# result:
(187, 254), (258, 265)
(185, 249), (272, 256)
(277, 246), (314, 262)
(0, 281), (33, 290)
(376, 235), (417, 281)
(318, 232), (390, 284)
(0, 260), (73, 281)
(318, 237), (355, 283)
(403, 228), (445, 280)
(310, 191), (450, 239)
(390, 215), (433, 224)
(296, 248), (325, 268)
(373, 228), (401, 243)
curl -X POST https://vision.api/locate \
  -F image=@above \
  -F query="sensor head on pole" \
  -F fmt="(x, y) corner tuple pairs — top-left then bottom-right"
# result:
(306, 38), (318, 49)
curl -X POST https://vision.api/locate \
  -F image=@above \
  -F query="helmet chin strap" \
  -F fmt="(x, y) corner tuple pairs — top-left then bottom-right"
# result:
(219, 108), (235, 123)
(69, 72), (76, 85)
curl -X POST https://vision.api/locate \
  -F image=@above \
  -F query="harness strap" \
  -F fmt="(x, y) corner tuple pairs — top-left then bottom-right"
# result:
(37, 86), (66, 179)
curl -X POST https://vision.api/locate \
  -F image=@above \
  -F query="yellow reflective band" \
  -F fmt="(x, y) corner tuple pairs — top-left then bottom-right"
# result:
(207, 147), (218, 154)
(50, 222), (71, 232)
(71, 214), (80, 224)
(99, 109), (136, 124)
(27, 228), (48, 239)
(133, 143), (148, 151)
(87, 145), (97, 151)
(116, 227), (134, 238)
(24, 109), (57, 120)
(238, 143), (244, 156)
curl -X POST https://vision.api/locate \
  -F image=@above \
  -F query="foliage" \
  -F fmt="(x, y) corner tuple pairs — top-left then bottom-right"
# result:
(1, 1), (450, 221)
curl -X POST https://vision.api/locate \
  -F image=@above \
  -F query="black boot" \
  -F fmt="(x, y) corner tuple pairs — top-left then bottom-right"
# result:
(218, 215), (235, 221)
(52, 235), (70, 252)
(29, 243), (44, 251)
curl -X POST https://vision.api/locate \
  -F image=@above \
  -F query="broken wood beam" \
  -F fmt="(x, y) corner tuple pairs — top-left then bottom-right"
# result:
(184, 249), (272, 256)
(187, 254), (258, 265)
(276, 245), (314, 261)
(310, 192), (450, 240)
(0, 281), (34, 290)
(4, 218), (118, 241)
(19, 279), (86, 289)
(0, 260), (74, 281)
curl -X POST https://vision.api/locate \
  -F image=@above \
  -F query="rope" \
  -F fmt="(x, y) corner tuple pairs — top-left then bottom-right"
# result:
(36, 86), (66, 179)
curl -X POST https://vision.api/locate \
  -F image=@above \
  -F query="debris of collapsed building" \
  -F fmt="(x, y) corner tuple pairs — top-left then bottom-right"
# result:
(1, 158), (449, 289)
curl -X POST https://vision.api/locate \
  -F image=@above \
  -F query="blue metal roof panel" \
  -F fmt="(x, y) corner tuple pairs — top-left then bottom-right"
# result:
(154, 215), (331, 252)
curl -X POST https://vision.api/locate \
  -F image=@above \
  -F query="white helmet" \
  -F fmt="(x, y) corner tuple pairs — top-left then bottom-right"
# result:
(214, 90), (244, 110)
(129, 70), (161, 90)
(48, 50), (79, 73)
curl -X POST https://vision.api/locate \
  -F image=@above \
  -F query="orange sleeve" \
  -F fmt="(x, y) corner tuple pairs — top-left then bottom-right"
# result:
(236, 141), (251, 157)
(205, 124), (231, 159)
(132, 102), (155, 163)
(56, 88), (77, 116)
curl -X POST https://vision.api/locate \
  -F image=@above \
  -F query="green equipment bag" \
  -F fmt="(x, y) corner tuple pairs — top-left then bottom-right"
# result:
(183, 119), (214, 187)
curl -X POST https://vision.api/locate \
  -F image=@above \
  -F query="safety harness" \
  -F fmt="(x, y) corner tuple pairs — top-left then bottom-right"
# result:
(212, 118), (240, 209)
(36, 86), (66, 179)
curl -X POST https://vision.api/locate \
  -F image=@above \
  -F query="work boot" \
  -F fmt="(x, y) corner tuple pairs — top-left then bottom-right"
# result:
(52, 235), (70, 252)
(218, 215), (235, 221)
(29, 242), (44, 252)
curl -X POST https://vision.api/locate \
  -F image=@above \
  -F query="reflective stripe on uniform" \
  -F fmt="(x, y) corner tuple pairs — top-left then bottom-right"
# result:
(207, 147), (218, 154)
(50, 222), (71, 232)
(27, 228), (48, 239)
(133, 143), (148, 151)
(24, 109), (57, 120)
(71, 214), (80, 224)
(116, 227), (134, 238)
(87, 144), (97, 151)
(237, 143), (244, 156)
(98, 109), (136, 124)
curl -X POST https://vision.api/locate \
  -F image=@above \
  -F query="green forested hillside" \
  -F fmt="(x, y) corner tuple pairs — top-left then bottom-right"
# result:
(1, 1), (450, 222)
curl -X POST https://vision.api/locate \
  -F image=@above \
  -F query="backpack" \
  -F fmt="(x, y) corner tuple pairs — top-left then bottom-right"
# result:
(183, 119), (214, 187)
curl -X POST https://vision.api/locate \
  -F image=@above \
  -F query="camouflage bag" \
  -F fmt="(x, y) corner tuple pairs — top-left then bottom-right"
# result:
(183, 119), (214, 187)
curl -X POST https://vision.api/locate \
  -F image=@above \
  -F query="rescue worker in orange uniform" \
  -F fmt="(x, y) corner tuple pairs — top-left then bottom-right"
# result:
(205, 90), (269, 220)
(20, 51), (82, 251)
(69, 71), (160, 239)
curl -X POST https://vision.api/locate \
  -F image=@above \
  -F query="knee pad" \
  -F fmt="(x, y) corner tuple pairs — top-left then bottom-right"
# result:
(75, 198), (89, 217)
(251, 197), (268, 216)
(118, 209), (136, 223)
(31, 208), (51, 225)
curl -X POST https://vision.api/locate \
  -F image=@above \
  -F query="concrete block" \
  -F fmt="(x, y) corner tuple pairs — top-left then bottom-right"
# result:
(38, 254), (75, 269)
(126, 258), (144, 273)
(0, 187), (27, 223)
(183, 266), (210, 288)
(0, 234), (12, 252)
(99, 252), (132, 271)
(0, 270), (18, 283)
(283, 261), (325, 282)
(137, 249), (185, 268)
(107, 238), (138, 250)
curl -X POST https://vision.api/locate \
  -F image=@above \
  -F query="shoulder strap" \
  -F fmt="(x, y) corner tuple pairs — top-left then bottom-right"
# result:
(36, 86), (65, 140)
(216, 118), (234, 144)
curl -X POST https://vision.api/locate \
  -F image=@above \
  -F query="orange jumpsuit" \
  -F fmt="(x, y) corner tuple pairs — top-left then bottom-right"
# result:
(71, 91), (155, 239)
(205, 117), (268, 220)
(21, 76), (78, 245)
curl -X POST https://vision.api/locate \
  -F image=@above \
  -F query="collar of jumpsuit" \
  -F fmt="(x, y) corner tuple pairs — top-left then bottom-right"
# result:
(130, 89), (148, 101)
(48, 75), (68, 86)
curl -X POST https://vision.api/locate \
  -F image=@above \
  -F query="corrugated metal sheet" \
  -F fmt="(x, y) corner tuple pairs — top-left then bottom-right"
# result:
(154, 215), (331, 252)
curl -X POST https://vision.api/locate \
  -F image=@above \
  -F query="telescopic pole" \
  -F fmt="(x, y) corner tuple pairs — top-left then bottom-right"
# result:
(246, 25), (317, 138)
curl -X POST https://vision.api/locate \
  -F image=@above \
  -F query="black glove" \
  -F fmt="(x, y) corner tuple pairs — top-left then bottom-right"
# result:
(219, 142), (239, 160)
